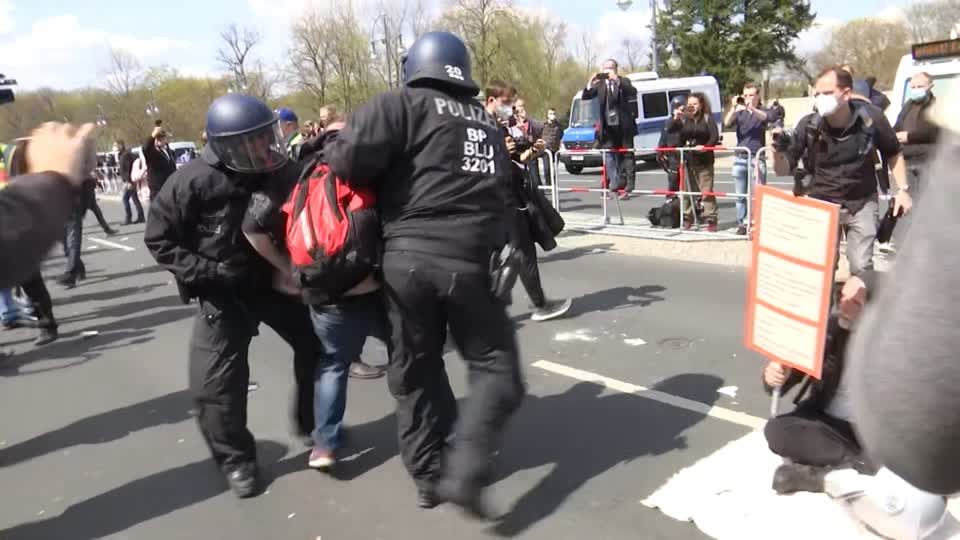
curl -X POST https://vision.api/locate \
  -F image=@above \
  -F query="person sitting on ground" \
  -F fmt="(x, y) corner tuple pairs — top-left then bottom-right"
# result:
(763, 273), (878, 488)
(763, 273), (954, 540)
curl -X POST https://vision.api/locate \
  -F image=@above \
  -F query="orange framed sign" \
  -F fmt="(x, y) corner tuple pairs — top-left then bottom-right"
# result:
(744, 185), (840, 380)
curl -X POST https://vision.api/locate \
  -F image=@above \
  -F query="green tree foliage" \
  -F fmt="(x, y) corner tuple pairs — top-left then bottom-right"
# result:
(654, 0), (816, 97)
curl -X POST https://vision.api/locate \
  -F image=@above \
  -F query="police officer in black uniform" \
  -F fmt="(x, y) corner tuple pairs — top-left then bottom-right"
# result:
(144, 94), (320, 498)
(326, 31), (524, 516)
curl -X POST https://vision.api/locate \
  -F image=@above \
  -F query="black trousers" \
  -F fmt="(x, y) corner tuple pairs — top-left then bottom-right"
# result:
(382, 250), (525, 492)
(21, 273), (56, 329)
(764, 406), (874, 473)
(512, 211), (547, 308)
(189, 289), (319, 471)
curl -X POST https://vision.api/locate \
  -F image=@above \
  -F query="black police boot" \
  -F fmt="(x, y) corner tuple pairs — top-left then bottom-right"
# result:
(772, 463), (827, 494)
(417, 483), (441, 509)
(35, 326), (59, 346)
(435, 478), (497, 520)
(226, 463), (261, 499)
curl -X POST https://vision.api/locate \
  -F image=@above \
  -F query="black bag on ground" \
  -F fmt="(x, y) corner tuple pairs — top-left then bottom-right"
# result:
(648, 197), (681, 228)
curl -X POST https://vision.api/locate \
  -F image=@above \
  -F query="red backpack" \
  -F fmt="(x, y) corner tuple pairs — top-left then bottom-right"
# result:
(282, 157), (380, 301)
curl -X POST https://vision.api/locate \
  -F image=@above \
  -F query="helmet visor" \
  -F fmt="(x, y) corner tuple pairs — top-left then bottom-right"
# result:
(209, 121), (287, 173)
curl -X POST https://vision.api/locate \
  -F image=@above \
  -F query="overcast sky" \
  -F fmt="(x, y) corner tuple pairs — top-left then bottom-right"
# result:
(0, 0), (915, 90)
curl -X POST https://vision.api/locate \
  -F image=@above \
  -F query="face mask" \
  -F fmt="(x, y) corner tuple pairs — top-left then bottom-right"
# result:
(496, 104), (513, 121)
(908, 87), (929, 102)
(547, 114), (557, 122)
(814, 94), (840, 117)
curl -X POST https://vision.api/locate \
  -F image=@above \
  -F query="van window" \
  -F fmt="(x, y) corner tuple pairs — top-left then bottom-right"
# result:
(669, 89), (691, 103)
(641, 92), (668, 119)
(569, 97), (600, 128)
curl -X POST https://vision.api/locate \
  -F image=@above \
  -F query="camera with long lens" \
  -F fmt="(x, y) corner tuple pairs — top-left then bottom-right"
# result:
(771, 128), (795, 152)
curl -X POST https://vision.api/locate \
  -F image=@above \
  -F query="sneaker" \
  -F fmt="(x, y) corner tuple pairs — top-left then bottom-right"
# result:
(736, 225), (747, 236)
(349, 360), (385, 380)
(618, 192), (630, 201)
(531, 298), (572, 322)
(706, 223), (719, 233)
(308, 448), (336, 470)
(682, 221), (694, 230)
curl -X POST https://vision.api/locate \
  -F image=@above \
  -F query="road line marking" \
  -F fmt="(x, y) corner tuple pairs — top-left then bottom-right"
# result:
(531, 360), (765, 430)
(88, 237), (136, 252)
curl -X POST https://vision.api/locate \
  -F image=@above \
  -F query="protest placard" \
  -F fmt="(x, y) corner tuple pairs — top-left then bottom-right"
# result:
(745, 185), (839, 380)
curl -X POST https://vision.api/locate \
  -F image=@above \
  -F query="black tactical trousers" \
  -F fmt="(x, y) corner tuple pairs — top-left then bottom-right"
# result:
(382, 250), (525, 493)
(189, 289), (319, 471)
(511, 212), (547, 308)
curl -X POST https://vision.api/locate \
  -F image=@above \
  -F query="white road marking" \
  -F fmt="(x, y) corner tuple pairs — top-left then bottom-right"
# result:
(88, 237), (135, 252)
(717, 386), (739, 398)
(624, 338), (647, 346)
(531, 360), (765, 430)
(554, 329), (598, 343)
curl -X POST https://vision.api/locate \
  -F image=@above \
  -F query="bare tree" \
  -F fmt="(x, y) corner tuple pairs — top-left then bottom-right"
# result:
(217, 24), (262, 90)
(811, 18), (911, 89)
(290, 10), (334, 104)
(440, 0), (508, 86)
(620, 38), (646, 72)
(103, 48), (143, 97)
(904, 0), (960, 42)
(411, 0), (432, 37)
(577, 30), (599, 73)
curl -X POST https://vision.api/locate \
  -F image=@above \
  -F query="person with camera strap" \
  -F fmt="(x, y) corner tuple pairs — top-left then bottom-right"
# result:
(772, 66), (912, 278)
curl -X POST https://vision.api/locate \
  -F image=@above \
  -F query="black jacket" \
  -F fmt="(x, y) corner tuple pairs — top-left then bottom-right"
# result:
(118, 150), (135, 185)
(541, 120), (563, 154)
(581, 76), (638, 147)
(0, 173), (77, 287)
(327, 86), (514, 264)
(679, 116), (720, 167)
(894, 95), (940, 163)
(144, 145), (274, 296)
(658, 117), (685, 170)
(141, 136), (178, 191)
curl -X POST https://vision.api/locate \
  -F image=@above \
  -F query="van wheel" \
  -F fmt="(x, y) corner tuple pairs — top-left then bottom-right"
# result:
(565, 165), (583, 175)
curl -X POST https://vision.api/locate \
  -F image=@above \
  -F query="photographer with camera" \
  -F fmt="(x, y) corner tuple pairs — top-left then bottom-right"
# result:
(772, 67), (911, 278)
(724, 82), (768, 235)
(582, 59), (638, 200)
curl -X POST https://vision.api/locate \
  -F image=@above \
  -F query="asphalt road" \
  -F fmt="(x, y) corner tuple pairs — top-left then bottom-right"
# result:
(0, 202), (771, 540)
(550, 160), (796, 232)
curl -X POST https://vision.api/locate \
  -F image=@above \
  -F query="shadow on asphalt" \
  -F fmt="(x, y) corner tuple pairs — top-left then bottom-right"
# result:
(0, 440), (289, 540)
(50, 283), (167, 308)
(490, 374), (724, 537)
(0, 306), (195, 377)
(566, 285), (666, 319)
(539, 243), (616, 264)
(0, 390), (193, 468)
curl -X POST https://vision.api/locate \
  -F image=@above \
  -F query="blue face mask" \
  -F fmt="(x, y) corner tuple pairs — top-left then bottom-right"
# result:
(908, 87), (929, 102)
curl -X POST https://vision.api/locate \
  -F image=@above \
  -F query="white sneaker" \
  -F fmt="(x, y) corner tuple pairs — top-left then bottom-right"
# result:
(531, 298), (573, 322)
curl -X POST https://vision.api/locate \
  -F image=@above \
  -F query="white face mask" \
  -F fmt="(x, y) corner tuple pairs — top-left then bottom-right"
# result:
(547, 114), (557, 122)
(815, 94), (840, 117)
(496, 103), (513, 121)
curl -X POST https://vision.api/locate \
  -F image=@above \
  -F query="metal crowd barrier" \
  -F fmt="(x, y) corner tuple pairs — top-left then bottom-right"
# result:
(548, 145), (755, 236)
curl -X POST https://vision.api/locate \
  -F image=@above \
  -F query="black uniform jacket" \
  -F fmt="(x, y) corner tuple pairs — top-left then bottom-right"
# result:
(326, 86), (515, 264)
(144, 145), (279, 295)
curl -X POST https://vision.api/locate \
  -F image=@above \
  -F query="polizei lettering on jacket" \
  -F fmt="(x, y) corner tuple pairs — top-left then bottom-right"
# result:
(433, 98), (497, 129)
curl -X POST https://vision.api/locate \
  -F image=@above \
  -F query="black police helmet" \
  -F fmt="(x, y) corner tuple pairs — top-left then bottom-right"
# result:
(670, 95), (687, 111)
(402, 31), (479, 95)
(205, 94), (287, 173)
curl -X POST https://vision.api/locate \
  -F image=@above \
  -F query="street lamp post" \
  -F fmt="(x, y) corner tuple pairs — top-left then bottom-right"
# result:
(370, 15), (406, 89)
(96, 104), (108, 127)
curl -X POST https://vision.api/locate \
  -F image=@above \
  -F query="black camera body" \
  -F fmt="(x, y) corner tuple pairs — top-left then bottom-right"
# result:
(771, 128), (795, 152)
(736, 96), (746, 106)
(597, 72), (610, 81)
(512, 134), (533, 155)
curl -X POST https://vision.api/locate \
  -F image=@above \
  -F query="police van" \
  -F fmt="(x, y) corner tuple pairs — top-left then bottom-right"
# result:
(887, 38), (960, 125)
(559, 73), (722, 174)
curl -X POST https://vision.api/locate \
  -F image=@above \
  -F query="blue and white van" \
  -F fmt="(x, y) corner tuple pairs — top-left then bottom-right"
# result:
(559, 73), (722, 174)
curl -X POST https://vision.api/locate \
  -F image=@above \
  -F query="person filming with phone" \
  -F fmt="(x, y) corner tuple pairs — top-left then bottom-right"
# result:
(582, 59), (637, 200)
(724, 82), (769, 235)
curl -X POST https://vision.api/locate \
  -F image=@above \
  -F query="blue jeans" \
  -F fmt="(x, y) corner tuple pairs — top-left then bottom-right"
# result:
(604, 151), (622, 190)
(732, 155), (766, 226)
(64, 208), (85, 277)
(309, 291), (389, 451)
(0, 289), (18, 324)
